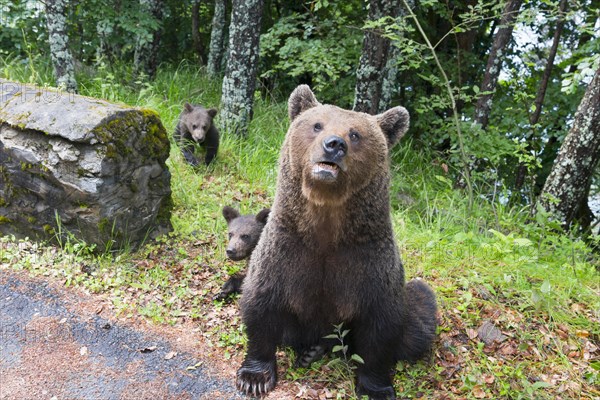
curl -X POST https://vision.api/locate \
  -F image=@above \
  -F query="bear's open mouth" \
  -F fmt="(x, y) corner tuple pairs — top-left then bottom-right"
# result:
(312, 162), (340, 180)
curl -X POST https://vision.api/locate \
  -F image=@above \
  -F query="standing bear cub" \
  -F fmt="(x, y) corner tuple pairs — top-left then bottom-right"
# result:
(236, 86), (437, 400)
(174, 103), (219, 166)
(214, 206), (270, 301)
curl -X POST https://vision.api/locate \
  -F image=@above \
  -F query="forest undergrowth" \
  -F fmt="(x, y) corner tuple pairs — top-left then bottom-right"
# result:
(1, 58), (598, 399)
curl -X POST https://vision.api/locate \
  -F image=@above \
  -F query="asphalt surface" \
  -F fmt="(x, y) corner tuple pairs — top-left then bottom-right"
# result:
(0, 272), (242, 400)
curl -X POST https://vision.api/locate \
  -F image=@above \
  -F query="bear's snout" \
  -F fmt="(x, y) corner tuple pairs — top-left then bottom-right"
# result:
(322, 135), (347, 160)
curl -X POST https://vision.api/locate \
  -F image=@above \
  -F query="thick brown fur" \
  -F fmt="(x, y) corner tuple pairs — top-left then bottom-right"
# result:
(173, 103), (219, 166)
(214, 206), (270, 301)
(236, 85), (437, 399)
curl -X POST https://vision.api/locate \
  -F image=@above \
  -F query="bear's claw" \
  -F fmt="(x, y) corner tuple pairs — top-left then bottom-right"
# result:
(236, 359), (277, 397)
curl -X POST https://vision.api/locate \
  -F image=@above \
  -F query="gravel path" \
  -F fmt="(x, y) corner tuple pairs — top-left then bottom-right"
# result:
(0, 271), (242, 400)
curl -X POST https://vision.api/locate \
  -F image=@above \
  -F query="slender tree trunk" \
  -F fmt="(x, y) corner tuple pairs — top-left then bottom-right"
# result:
(207, 0), (227, 76)
(538, 66), (600, 230)
(514, 0), (567, 190)
(45, 0), (78, 93)
(134, 0), (164, 78)
(474, 0), (523, 128)
(378, 43), (401, 113)
(220, 0), (264, 136)
(192, 0), (204, 63)
(353, 0), (398, 114)
(378, 0), (414, 112)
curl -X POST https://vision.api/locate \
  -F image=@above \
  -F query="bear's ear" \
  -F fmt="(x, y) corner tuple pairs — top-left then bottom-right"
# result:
(288, 85), (320, 121)
(222, 206), (240, 223)
(255, 208), (270, 224)
(207, 108), (218, 119)
(184, 103), (194, 113)
(376, 106), (410, 148)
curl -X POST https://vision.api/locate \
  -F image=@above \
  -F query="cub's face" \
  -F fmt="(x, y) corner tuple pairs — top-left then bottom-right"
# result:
(222, 207), (270, 261)
(286, 85), (410, 206)
(181, 103), (217, 143)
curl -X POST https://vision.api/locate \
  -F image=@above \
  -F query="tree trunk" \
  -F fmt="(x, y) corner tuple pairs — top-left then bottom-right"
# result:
(538, 66), (600, 230)
(45, 0), (78, 93)
(514, 0), (567, 190)
(353, 0), (399, 114)
(134, 0), (164, 78)
(192, 0), (204, 64)
(474, 0), (523, 128)
(207, 0), (227, 76)
(378, 0), (414, 112)
(220, 0), (264, 136)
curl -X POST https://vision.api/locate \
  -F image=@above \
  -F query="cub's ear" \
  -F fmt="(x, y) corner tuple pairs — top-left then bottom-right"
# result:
(255, 208), (270, 224)
(376, 106), (410, 148)
(222, 206), (240, 223)
(207, 108), (218, 119)
(288, 85), (320, 121)
(184, 103), (194, 113)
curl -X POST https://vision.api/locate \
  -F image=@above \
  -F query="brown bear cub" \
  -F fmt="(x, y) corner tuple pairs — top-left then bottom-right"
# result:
(214, 206), (270, 301)
(174, 103), (219, 166)
(236, 86), (437, 400)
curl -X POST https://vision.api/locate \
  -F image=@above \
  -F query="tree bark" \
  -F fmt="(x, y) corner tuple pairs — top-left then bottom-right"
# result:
(538, 66), (600, 230)
(45, 0), (78, 93)
(192, 0), (204, 64)
(474, 0), (523, 128)
(133, 0), (164, 78)
(220, 0), (264, 136)
(378, 0), (414, 113)
(207, 0), (227, 76)
(353, 0), (399, 114)
(514, 0), (567, 190)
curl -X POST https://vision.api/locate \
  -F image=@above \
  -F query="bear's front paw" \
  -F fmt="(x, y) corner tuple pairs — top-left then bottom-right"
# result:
(356, 373), (395, 400)
(236, 358), (277, 397)
(295, 344), (326, 368)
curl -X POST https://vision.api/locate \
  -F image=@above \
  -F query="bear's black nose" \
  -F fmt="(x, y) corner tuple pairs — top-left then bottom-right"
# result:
(226, 248), (236, 258)
(322, 136), (347, 158)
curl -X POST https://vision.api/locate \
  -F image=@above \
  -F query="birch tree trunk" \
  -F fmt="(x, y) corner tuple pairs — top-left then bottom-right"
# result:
(192, 0), (204, 64)
(514, 0), (567, 190)
(353, 0), (398, 114)
(538, 67), (600, 230)
(220, 0), (264, 136)
(207, 0), (227, 76)
(474, 0), (523, 128)
(378, 0), (414, 113)
(45, 0), (78, 93)
(133, 0), (164, 78)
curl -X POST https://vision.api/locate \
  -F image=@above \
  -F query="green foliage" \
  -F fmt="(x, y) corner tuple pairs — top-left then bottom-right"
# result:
(259, 5), (362, 106)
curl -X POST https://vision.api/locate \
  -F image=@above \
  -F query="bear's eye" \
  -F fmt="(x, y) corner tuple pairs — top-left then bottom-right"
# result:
(241, 234), (250, 241)
(349, 130), (361, 143)
(192, 124), (198, 130)
(228, 232), (233, 239)
(313, 123), (323, 133)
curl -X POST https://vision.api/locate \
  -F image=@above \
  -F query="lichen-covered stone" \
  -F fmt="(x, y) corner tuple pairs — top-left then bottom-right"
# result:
(0, 80), (172, 250)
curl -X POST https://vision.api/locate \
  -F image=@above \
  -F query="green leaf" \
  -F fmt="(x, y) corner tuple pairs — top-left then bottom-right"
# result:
(531, 381), (551, 390)
(350, 354), (365, 364)
(513, 238), (533, 247)
(332, 345), (344, 353)
(540, 280), (551, 294)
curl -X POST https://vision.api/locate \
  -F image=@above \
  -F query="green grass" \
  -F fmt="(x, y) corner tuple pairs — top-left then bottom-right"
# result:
(1, 57), (599, 399)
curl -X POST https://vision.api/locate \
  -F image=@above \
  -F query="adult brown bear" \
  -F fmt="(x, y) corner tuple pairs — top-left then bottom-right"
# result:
(236, 85), (437, 400)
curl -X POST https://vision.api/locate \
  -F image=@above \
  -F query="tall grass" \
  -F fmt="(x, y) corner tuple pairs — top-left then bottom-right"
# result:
(2, 56), (598, 352)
